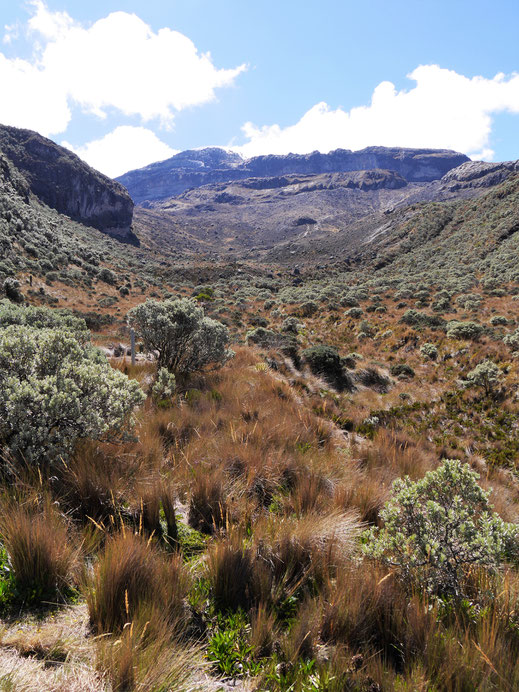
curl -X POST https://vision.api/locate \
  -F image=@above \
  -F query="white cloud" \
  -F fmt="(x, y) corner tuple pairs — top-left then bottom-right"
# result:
(235, 65), (519, 160)
(62, 126), (178, 178)
(27, 0), (74, 41)
(0, 52), (71, 134)
(0, 2), (246, 136)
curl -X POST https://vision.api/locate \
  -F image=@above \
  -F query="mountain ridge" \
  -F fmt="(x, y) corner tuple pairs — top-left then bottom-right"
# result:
(117, 145), (470, 203)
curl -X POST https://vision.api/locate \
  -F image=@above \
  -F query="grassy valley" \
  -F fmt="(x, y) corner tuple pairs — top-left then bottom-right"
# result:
(2, 130), (519, 690)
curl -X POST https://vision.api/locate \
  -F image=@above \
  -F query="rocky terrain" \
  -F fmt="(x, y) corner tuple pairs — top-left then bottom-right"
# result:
(117, 145), (469, 203)
(131, 153), (519, 264)
(0, 124), (137, 244)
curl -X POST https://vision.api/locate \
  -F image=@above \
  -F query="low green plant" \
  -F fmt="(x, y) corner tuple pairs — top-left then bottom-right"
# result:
(151, 367), (176, 406)
(207, 610), (261, 679)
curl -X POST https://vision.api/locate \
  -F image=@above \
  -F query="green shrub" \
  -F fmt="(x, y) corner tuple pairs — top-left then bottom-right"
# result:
(245, 327), (278, 348)
(0, 324), (145, 467)
(390, 363), (415, 379)
(0, 300), (89, 343)
(281, 317), (302, 334)
(401, 310), (446, 330)
(503, 328), (519, 351)
(462, 360), (503, 397)
(420, 342), (438, 360)
(303, 345), (342, 379)
(446, 320), (484, 341)
(363, 459), (518, 597)
(151, 367), (176, 405)
(98, 268), (117, 285)
(128, 298), (234, 378)
(490, 315), (508, 326)
(298, 301), (318, 317)
(339, 294), (359, 308)
(303, 345), (353, 391)
(3, 278), (23, 303)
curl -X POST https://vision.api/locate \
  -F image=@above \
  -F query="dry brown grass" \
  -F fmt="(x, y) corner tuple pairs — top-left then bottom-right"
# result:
(95, 612), (202, 692)
(3, 325), (519, 690)
(0, 498), (79, 602)
(86, 531), (190, 636)
(0, 605), (101, 691)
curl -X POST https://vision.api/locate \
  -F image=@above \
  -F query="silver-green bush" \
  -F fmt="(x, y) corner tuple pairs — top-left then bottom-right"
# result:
(363, 460), (518, 597)
(127, 298), (234, 377)
(0, 324), (145, 466)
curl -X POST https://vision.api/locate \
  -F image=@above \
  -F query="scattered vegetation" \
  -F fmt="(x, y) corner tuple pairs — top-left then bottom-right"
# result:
(4, 152), (519, 688)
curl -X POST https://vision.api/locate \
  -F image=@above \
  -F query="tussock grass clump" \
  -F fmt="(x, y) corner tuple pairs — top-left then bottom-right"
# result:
(96, 611), (199, 692)
(133, 479), (178, 546)
(57, 442), (132, 525)
(0, 499), (78, 603)
(86, 531), (190, 635)
(206, 514), (359, 617)
(188, 471), (230, 534)
(207, 532), (257, 613)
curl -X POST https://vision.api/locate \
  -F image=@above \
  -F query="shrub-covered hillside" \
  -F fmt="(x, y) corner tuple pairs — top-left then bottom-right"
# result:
(4, 132), (519, 688)
(1, 285), (519, 689)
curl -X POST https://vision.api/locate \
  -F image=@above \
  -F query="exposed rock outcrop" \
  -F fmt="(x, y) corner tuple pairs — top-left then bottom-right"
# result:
(117, 146), (469, 204)
(0, 124), (137, 244)
(440, 160), (519, 190)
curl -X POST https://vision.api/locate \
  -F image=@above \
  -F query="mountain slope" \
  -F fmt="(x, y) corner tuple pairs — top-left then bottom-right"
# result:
(131, 156), (519, 264)
(0, 124), (136, 244)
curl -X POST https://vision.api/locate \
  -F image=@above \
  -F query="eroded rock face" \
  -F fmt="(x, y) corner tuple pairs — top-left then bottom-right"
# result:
(0, 124), (137, 244)
(117, 145), (469, 203)
(242, 147), (469, 182)
(441, 160), (519, 190)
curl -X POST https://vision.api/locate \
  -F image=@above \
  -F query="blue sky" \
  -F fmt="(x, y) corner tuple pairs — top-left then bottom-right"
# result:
(1, 0), (519, 176)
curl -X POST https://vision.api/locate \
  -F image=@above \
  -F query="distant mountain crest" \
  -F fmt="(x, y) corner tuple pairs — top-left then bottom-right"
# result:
(117, 146), (470, 204)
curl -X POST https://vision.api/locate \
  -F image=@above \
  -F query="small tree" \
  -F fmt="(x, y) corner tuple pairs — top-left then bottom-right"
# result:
(363, 459), (518, 598)
(127, 298), (234, 377)
(0, 324), (145, 467)
(463, 359), (503, 397)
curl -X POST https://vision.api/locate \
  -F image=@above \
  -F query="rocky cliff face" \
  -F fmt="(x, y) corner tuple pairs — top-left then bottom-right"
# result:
(117, 146), (469, 204)
(0, 124), (137, 244)
(440, 160), (519, 190)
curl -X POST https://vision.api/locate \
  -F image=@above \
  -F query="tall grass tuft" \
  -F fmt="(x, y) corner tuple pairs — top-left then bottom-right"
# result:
(86, 531), (189, 635)
(96, 611), (199, 692)
(0, 498), (78, 603)
(188, 471), (229, 534)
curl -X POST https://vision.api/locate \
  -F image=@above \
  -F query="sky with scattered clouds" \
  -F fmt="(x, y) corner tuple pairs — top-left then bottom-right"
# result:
(1, 0), (519, 177)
